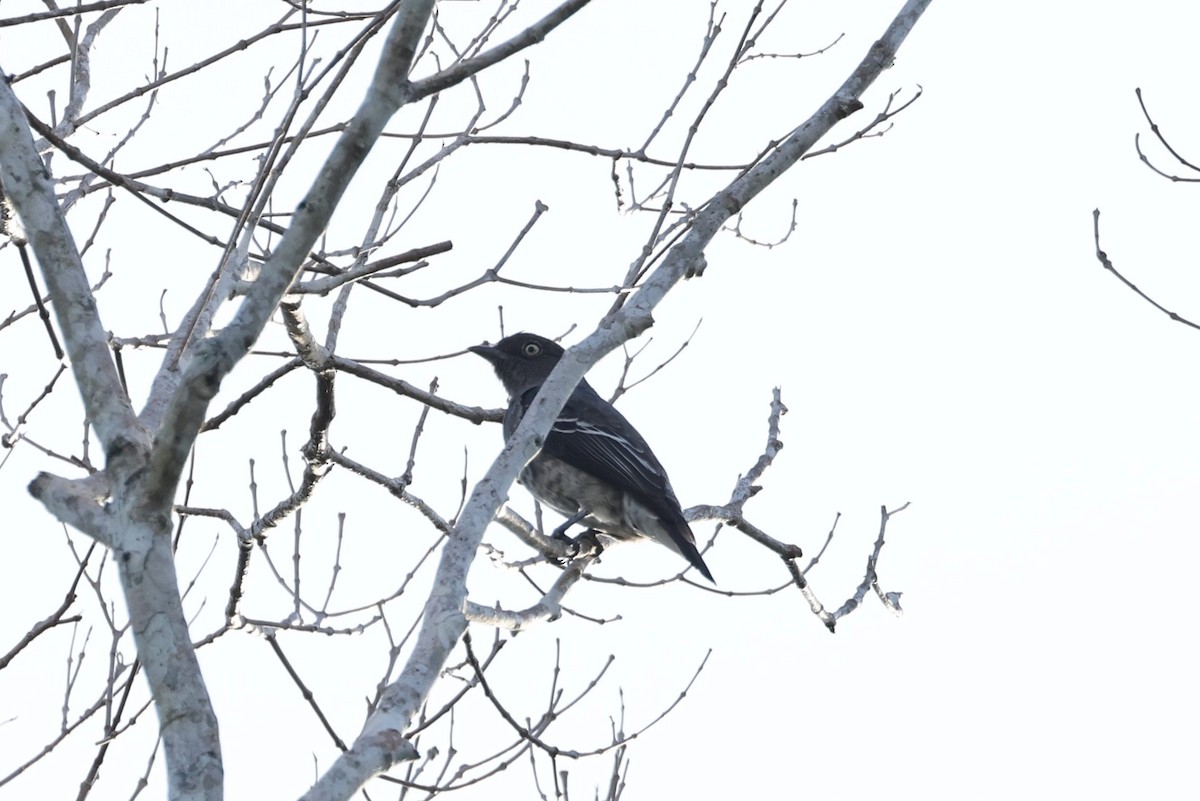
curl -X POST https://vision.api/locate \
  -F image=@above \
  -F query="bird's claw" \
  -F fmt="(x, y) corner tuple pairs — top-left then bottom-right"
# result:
(548, 528), (604, 566)
(547, 508), (591, 564)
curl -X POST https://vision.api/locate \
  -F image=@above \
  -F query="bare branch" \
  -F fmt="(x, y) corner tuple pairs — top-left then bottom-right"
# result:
(1134, 87), (1200, 181)
(0, 0), (148, 28)
(832, 503), (908, 620)
(463, 558), (591, 631)
(406, 0), (591, 101)
(1092, 209), (1200, 331)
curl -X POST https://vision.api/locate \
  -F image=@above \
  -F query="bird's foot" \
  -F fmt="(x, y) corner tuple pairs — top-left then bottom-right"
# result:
(550, 529), (582, 561)
(573, 529), (604, 559)
(548, 526), (604, 567)
(547, 509), (590, 563)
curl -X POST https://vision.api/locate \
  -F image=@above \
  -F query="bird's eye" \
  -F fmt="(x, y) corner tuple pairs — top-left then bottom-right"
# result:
(522, 342), (542, 357)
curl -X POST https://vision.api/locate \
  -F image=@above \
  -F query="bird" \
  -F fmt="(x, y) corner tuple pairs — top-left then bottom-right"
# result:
(470, 333), (714, 583)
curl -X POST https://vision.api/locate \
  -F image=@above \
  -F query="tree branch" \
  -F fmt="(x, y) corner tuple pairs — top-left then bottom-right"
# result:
(0, 76), (146, 458)
(1092, 208), (1200, 331)
(140, 0), (438, 514)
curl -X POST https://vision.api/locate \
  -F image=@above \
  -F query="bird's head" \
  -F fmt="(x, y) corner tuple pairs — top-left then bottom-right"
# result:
(469, 333), (565, 395)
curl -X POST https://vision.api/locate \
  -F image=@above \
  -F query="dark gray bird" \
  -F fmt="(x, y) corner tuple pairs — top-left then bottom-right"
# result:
(470, 333), (714, 582)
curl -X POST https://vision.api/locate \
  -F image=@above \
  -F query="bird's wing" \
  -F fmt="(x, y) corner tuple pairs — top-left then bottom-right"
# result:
(512, 385), (679, 513)
(510, 384), (714, 582)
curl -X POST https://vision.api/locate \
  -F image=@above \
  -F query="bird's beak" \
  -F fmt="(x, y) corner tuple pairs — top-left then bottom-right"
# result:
(468, 343), (503, 365)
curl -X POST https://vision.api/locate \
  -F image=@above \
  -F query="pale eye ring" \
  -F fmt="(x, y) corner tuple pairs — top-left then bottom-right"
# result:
(522, 342), (542, 357)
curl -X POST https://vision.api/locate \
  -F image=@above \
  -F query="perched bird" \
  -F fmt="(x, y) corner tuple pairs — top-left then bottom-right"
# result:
(470, 333), (714, 582)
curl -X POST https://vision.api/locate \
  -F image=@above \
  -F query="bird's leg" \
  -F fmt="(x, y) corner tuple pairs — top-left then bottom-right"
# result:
(550, 508), (591, 559)
(550, 507), (590, 540)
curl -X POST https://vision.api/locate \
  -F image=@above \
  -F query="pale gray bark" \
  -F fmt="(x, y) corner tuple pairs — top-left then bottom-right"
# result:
(0, 1), (930, 799)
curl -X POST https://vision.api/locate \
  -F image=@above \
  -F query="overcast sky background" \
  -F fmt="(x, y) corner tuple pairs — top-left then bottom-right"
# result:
(1, 2), (1198, 800)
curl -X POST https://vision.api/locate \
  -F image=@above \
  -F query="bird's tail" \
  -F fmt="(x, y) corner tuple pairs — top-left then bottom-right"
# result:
(666, 516), (715, 584)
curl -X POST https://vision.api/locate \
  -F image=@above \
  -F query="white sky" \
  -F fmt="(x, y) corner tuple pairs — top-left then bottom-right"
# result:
(1, 2), (1198, 800)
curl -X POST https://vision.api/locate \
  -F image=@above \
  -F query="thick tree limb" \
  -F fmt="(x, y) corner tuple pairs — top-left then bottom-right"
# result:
(2, 61), (222, 801)
(0, 77), (145, 457)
